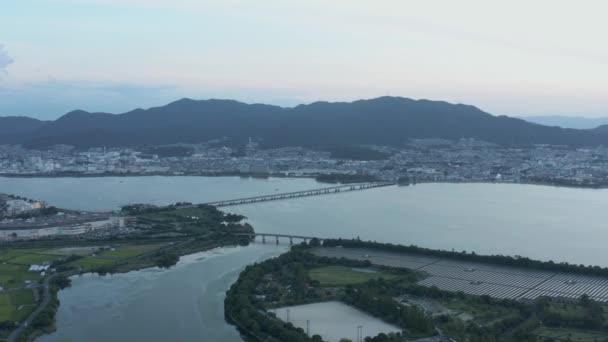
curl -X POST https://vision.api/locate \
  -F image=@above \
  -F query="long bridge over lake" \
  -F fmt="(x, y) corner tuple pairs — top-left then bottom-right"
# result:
(235, 232), (325, 245)
(200, 182), (394, 207)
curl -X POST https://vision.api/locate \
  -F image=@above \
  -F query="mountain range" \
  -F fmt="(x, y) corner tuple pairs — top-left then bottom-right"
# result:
(518, 115), (608, 129)
(2, 97), (608, 149)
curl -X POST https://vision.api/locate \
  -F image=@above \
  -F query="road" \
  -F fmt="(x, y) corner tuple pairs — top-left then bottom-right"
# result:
(8, 275), (54, 342)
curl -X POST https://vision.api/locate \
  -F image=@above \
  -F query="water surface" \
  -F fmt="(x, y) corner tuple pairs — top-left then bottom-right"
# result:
(3, 176), (607, 341)
(273, 301), (401, 342)
(37, 244), (286, 342)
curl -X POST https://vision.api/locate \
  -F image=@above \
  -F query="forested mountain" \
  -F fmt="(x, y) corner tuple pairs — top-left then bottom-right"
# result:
(518, 115), (608, 129)
(2, 97), (608, 148)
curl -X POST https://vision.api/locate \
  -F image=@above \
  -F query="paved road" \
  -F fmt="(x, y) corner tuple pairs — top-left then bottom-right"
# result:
(8, 275), (54, 342)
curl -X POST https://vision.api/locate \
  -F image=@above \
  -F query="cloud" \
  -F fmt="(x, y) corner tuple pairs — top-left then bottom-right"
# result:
(0, 44), (14, 75)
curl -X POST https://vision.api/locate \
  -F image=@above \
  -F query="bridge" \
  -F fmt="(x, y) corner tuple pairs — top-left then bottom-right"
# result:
(235, 232), (325, 245)
(200, 182), (394, 207)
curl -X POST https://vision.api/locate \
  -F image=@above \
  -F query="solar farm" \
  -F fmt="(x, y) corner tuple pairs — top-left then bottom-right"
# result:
(313, 247), (608, 302)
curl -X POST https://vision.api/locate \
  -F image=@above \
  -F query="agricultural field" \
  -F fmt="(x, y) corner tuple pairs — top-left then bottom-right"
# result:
(0, 248), (57, 290)
(0, 269), (40, 289)
(0, 248), (48, 262)
(8, 253), (62, 265)
(535, 327), (608, 341)
(308, 265), (398, 286)
(99, 243), (166, 259)
(0, 289), (36, 322)
(65, 257), (115, 269)
(41, 246), (104, 256)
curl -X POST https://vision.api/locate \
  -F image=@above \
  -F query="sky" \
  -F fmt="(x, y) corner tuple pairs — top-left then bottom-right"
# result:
(1, 0), (608, 120)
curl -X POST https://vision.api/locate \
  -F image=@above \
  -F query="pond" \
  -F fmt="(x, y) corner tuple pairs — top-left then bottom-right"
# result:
(273, 301), (401, 341)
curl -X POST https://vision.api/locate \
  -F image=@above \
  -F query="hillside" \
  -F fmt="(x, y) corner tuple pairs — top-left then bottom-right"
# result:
(518, 115), (608, 129)
(1, 97), (607, 148)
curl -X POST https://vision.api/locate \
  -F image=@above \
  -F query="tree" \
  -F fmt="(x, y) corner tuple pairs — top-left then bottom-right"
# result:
(309, 238), (321, 247)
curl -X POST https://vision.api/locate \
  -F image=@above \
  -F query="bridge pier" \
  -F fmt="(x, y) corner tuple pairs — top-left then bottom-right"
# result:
(289, 237), (293, 245)
(262, 236), (266, 244)
(275, 236), (279, 245)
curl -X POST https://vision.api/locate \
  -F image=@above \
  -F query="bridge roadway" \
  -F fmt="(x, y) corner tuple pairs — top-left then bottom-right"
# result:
(235, 232), (325, 245)
(198, 182), (394, 207)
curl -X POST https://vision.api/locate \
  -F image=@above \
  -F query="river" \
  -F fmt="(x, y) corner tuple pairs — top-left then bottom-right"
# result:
(37, 244), (287, 342)
(1, 176), (606, 341)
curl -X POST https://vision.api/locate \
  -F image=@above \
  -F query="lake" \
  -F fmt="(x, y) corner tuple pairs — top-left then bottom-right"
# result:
(1, 177), (605, 265)
(1, 176), (607, 341)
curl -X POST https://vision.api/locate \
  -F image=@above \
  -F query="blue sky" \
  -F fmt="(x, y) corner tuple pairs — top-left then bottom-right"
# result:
(1, 0), (608, 119)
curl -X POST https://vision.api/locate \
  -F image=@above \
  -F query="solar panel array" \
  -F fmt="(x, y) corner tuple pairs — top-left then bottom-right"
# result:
(312, 247), (608, 302)
(417, 276), (527, 300)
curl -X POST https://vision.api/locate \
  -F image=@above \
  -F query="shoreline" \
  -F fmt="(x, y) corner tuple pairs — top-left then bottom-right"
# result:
(10, 240), (244, 342)
(3, 172), (608, 190)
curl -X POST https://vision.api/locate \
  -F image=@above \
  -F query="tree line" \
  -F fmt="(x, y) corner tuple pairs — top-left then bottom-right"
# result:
(322, 239), (608, 278)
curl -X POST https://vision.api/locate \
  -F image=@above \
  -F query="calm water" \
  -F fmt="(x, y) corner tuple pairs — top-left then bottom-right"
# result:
(2, 176), (607, 341)
(274, 301), (400, 342)
(37, 244), (287, 342)
(0, 176), (319, 211)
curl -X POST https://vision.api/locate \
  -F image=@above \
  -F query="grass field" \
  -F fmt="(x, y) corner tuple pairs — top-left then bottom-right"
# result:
(308, 266), (398, 286)
(65, 257), (115, 269)
(40, 246), (102, 256)
(535, 327), (608, 341)
(99, 244), (165, 259)
(0, 271), (41, 289)
(138, 206), (215, 223)
(8, 253), (61, 265)
(0, 289), (36, 322)
(0, 264), (27, 272)
(170, 207), (212, 218)
(0, 249), (48, 262)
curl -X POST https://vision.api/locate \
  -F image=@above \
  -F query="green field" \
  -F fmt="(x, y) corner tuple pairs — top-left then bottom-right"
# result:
(0, 249), (48, 262)
(40, 246), (102, 256)
(441, 298), (520, 325)
(99, 244), (165, 259)
(8, 253), (61, 265)
(0, 264), (27, 272)
(308, 266), (398, 286)
(138, 206), (218, 225)
(0, 289), (36, 322)
(65, 257), (115, 269)
(545, 301), (608, 321)
(0, 271), (41, 289)
(535, 327), (608, 341)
